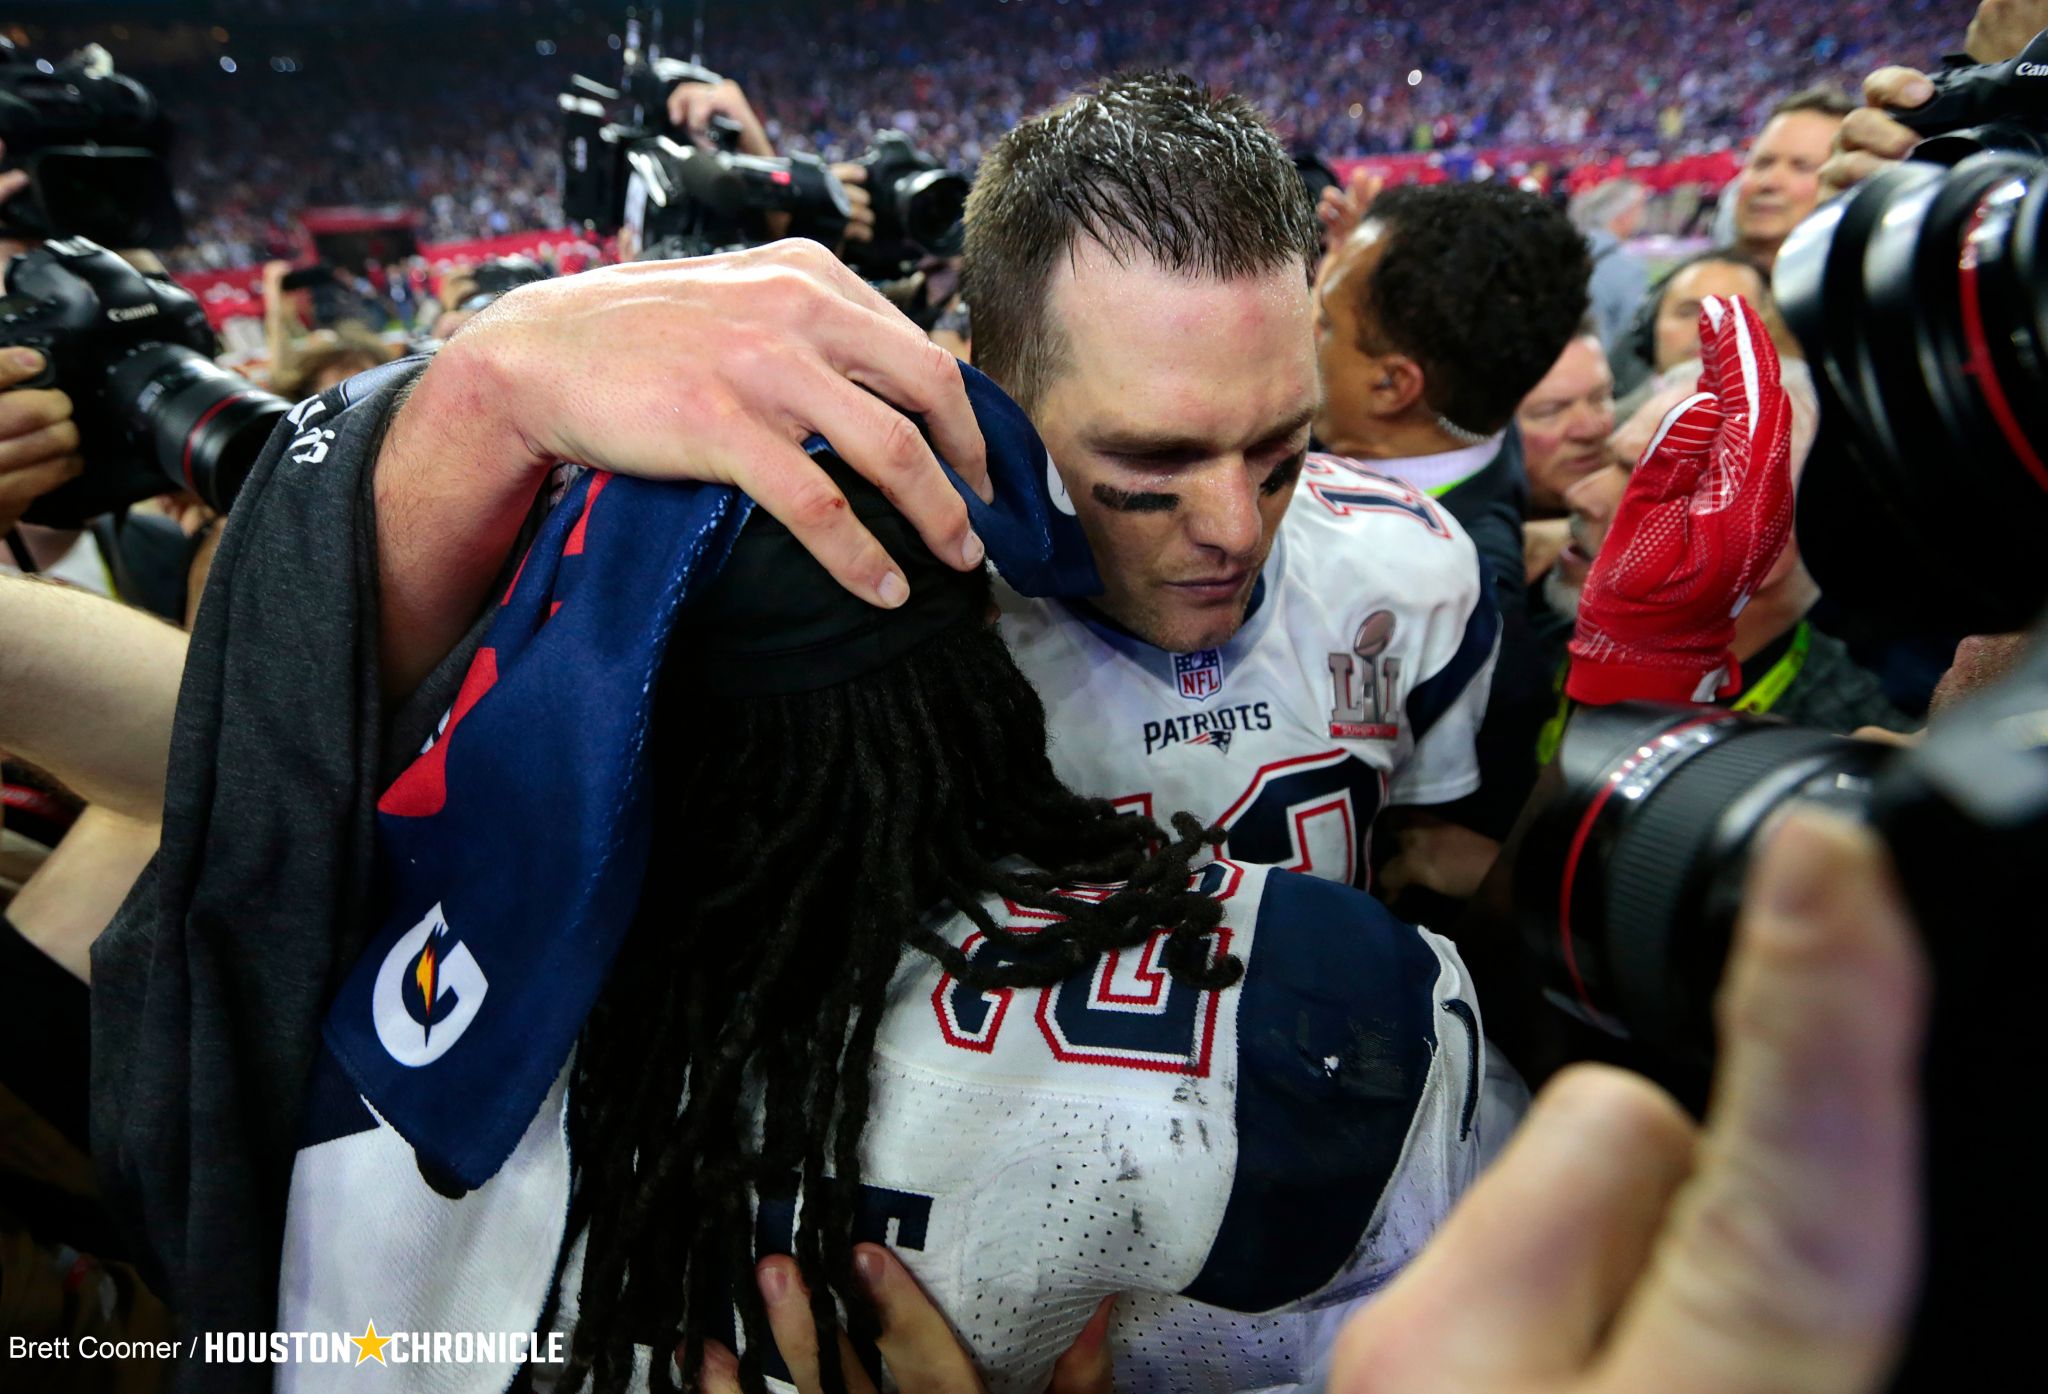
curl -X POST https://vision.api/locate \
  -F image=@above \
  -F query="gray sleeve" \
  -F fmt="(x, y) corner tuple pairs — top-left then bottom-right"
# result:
(88, 361), (430, 1390)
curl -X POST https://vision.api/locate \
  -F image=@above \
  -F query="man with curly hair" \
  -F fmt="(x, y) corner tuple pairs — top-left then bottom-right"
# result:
(966, 73), (1526, 905)
(1308, 181), (1595, 846)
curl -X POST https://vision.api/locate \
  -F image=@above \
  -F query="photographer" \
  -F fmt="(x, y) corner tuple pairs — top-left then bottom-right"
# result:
(1821, 0), (2048, 195)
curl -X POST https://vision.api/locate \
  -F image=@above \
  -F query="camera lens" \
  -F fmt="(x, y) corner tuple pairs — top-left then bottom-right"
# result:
(1775, 151), (2048, 635)
(894, 167), (969, 255)
(105, 343), (291, 512)
(1508, 704), (1886, 1065)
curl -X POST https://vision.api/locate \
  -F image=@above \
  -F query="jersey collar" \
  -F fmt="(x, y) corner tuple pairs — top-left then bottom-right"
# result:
(1368, 432), (1506, 497)
(1059, 534), (1285, 685)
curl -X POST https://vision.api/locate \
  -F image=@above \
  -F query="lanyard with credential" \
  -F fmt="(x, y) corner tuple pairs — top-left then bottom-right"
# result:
(1535, 620), (1813, 764)
(1730, 621), (1811, 714)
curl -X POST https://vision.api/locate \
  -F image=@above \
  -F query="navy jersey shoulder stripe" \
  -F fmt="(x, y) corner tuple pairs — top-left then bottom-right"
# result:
(1181, 869), (1440, 1312)
(299, 1046), (380, 1149)
(1404, 561), (1500, 743)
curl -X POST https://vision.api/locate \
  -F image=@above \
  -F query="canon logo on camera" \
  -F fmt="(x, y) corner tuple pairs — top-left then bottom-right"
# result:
(2018, 61), (2048, 77)
(105, 303), (160, 323)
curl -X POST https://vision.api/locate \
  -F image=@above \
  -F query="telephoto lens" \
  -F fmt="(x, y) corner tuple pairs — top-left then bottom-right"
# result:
(1775, 150), (2048, 634)
(0, 238), (290, 523)
(1502, 703), (1887, 1068)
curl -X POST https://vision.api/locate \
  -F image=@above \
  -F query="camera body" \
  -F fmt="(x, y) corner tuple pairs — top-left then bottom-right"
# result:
(1894, 27), (2048, 163)
(558, 56), (965, 271)
(1774, 29), (2048, 637)
(0, 239), (287, 522)
(849, 131), (970, 273)
(0, 40), (184, 250)
(560, 58), (848, 257)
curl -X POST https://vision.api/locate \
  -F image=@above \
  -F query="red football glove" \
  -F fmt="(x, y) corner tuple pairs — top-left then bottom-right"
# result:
(1567, 294), (1794, 705)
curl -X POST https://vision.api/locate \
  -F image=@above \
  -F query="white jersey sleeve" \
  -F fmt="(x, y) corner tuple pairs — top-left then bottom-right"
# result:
(1283, 454), (1500, 808)
(998, 452), (1499, 896)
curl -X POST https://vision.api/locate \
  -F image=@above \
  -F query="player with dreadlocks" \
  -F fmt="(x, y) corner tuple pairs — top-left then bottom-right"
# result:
(542, 459), (1501, 1394)
(272, 381), (1500, 1394)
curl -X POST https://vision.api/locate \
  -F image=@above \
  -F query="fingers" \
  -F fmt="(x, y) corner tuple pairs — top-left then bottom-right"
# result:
(842, 179), (877, 243)
(0, 167), (27, 205)
(722, 420), (915, 608)
(696, 1340), (744, 1394)
(1966, 0), (2048, 62)
(1820, 148), (1904, 199)
(783, 343), (982, 569)
(1046, 1295), (1117, 1394)
(0, 454), (84, 525)
(1839, 105), (1923, 162)
(850, 1244), (989, 1394)
(1602, 809), (1926, 1394)
(1698, 295), (1779, 445)
(804, 296), (991, 508)
(1823, 85), (1927, 198)
(1347, 168), (1385, 214)
(0, 417), (82, 472)
(1329, 1065), (1695, 1393)
(1625, 391), (1722, 505)
(1862, 65), (1935, 112)
(0, 347), (55, 393)
(758, 1255), (878, 1394)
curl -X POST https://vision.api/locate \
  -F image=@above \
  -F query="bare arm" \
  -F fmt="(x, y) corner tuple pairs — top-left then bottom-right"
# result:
(373, 240), (992, 699)
(0, 573), (185, 820)
(5, 804), (159, 982)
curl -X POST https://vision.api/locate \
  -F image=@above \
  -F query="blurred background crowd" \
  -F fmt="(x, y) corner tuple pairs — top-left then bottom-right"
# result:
(11, 0), (1973, 272)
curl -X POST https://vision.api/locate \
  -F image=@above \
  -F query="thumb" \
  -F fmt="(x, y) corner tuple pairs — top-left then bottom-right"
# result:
(1601, 809), (1926, 1394)
(1046, 1296), (1117, 1394)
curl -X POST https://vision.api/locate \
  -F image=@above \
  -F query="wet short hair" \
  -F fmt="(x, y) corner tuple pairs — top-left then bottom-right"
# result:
(962, 70), (1319, 406)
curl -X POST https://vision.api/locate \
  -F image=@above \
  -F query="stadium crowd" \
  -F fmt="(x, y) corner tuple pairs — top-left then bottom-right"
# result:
(17, 0), (1978, 269)
(0, 0), (2034, 1391)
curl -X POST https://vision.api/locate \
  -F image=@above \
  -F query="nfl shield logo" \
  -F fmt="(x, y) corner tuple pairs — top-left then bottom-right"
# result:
(1174, 648), (1225, 701)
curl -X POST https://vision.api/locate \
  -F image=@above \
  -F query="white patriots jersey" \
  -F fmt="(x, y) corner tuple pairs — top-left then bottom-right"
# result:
(282, 861), (1499, 1394)
(846, 860), (1496, 1394)
(999, 455), (1500, 893)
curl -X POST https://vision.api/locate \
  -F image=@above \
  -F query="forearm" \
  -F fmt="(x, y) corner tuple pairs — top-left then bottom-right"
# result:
(373, 335), (550, 699)
(0, 574), (184, 819)
(5, 803), (159, 982)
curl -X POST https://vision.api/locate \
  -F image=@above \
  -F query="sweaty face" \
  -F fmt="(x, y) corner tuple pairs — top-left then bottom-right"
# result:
(1734, 111), (1842, 261)
(1654, 261), (1767, 372)
(1030, 240), (1318, 654)
(1515, 335), (1615, 515)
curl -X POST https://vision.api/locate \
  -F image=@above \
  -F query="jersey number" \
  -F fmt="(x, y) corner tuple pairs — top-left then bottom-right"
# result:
(933, 862), (1241, 1074)
(1203, 750), (1388, 889)
(1302, 455), (1453, 537)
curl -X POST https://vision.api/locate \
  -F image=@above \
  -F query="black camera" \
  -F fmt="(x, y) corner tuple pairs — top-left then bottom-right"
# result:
(1892, 26), (2048, 164)
(0, 40), (184, 250)
(0, 239), (289, 522)
(1477, 46), (2048, 1376)
(1774, 33), (2048, 637)
(559, 59), (848, 257)
(848, 131), (970, 274)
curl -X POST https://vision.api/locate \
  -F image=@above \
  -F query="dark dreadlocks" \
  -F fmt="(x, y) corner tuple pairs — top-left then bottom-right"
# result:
(562, 578), (1240, 1393)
